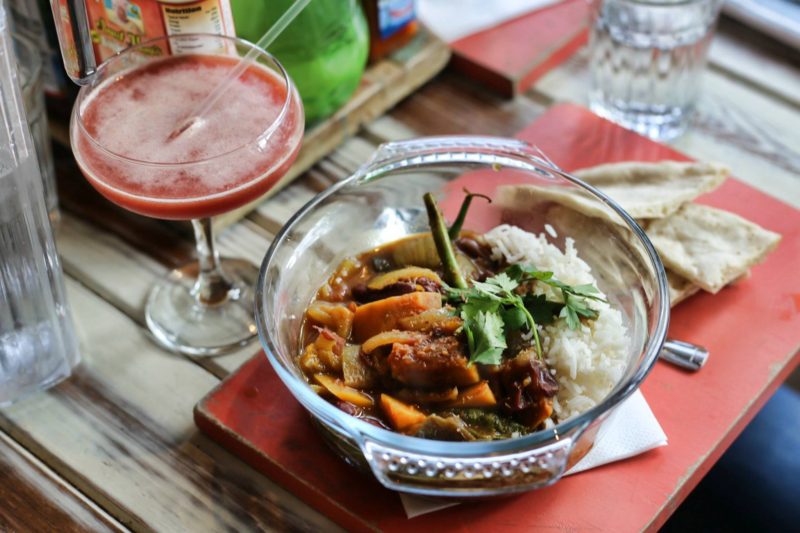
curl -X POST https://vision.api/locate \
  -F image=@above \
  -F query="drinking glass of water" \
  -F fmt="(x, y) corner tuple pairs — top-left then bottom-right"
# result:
(588, 0), (723, 141)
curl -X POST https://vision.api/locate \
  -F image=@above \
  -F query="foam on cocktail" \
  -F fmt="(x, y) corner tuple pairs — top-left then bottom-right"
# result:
(83, 56), (285, 166)
(73, 55), (303, 220)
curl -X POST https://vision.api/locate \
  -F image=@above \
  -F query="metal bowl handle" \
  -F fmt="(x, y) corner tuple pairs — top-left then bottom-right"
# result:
(357, 433), (577, 496)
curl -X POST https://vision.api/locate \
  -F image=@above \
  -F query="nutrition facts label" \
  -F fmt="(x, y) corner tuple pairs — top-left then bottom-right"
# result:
(162, 0), (221, 34)
(52, 0), (237, 83)
(160, 0), (232, 53)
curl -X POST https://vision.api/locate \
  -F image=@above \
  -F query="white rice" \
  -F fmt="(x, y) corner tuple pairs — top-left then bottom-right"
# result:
(483, 224), (629, 421)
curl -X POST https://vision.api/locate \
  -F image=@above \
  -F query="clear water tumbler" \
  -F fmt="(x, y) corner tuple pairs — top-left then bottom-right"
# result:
(0, 6), (79, 407)
(588, 0), (723, 141)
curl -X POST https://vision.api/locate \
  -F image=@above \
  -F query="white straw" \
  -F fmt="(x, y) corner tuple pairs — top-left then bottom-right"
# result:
(168, 0), (310, 139)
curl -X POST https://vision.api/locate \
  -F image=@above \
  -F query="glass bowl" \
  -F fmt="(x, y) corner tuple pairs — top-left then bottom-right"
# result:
(255, 136), (669, 497)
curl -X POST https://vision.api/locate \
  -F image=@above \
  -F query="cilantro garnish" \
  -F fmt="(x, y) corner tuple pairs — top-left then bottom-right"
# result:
(448, 273), (538, 365)
(446, 264), (607, 365)
(504, 264), (607, 330)
(422, 191), (606, 366)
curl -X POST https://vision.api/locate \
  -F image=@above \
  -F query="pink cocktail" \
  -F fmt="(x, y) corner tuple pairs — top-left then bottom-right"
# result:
(71, 35), (304, 355)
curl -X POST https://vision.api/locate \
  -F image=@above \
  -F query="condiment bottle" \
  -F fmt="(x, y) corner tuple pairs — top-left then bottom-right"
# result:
(361, 0), (417, 62)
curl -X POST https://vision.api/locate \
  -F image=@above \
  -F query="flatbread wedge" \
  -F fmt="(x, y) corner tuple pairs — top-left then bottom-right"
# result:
(647, 203), (781, 293)
(667, 270), (701, 307)
(573, 161), (729, 219)
(497, 182), (621, 226)
(497, 161), (729, 227)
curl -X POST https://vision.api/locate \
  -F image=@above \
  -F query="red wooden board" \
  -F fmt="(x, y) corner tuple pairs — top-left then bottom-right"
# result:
(449, 0), (589, 97)
(195, 104), (800, 532)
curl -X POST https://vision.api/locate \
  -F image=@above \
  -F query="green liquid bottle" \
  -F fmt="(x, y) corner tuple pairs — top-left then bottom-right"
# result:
(232, 0), (369, 124)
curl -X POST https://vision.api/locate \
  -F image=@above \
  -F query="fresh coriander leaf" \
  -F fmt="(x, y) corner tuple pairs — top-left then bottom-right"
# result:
(564, 293), (600, 319)
(453, 266), (607, 361)
(524, 294), (563, 325)
(461, 297), (500, 318)
(571, 283), (600, 296)
(472, 272), (517, 296)
(543, 278), (568, 291)
(505, 264), (553, 282)
(569, 283), (606, 301)
(560, 305), (580, 330)
(501, 306), (527, 331)
(504, 264), (525, 281)
(490, 272), (518, 293)
(468, 310), (507, 365)
(558, 294), (600, 330)
(472, 346), (505, 365)
(527, 270), (554, 282)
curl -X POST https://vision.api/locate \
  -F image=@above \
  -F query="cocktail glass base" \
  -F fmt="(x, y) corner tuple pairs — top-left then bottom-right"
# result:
(145, 258), (259, 357)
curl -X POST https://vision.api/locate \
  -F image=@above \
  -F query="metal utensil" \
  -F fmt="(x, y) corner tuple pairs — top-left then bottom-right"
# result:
(660, 339), (709, 371)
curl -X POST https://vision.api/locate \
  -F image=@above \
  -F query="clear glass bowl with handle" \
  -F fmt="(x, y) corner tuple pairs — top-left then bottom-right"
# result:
(255, 136), (669, 497)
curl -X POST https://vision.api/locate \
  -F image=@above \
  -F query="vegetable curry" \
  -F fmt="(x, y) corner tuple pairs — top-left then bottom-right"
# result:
(298, 192), (606, 440)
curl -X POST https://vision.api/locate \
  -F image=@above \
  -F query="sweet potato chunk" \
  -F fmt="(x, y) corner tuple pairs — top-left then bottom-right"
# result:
(445, 381), (497, 408)
(352, 292), (442, 342)
(380, 394), (426, 431)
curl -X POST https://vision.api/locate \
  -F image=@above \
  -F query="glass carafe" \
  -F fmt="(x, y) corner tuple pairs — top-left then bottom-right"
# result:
(0, 5), (79, 406)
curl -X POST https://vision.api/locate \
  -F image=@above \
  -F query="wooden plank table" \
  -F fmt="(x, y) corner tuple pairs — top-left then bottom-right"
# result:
(2, 15), (798, 532)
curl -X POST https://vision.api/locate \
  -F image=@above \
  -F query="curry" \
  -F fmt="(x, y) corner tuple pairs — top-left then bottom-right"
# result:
(297, 192), (605, 440)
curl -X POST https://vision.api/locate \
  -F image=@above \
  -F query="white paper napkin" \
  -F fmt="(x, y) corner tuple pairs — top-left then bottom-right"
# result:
(418, 0), (559, 42)
(400, 390), (667, 518)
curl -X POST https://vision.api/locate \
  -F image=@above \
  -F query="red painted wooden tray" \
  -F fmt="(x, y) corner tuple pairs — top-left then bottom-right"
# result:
(195, 104), (800, 532)
(449, 0), (589, 97)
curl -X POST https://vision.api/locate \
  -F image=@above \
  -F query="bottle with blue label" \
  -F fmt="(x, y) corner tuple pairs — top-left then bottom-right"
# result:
(362, 0), (418, 62)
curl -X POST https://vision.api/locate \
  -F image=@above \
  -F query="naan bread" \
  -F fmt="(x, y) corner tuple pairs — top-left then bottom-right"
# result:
(573, 161), (729, 219)
(543, 204), (702, 307)
(647, 204), (781, 293)
(497, 161), (729, 227)
(667, 270), (700, 307)
(497, 183), (623, 226)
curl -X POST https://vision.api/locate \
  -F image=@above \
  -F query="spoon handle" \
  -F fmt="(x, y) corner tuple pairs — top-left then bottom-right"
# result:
(659, 339), (709, 371)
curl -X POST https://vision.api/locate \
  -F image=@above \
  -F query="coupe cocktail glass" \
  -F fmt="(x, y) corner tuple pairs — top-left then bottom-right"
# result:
(70, 34), (304, 356)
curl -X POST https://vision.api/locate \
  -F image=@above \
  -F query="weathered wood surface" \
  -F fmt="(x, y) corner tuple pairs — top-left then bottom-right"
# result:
(709, 17), (800, 108)
(0, 278), (339, 532)
(2, 17), (798, 532)
(0, 430), (123, 533)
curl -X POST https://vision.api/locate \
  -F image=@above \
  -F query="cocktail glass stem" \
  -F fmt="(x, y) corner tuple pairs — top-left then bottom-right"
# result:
(144, 218), (260, 356)
(191, 218), (232, 305)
